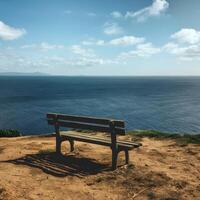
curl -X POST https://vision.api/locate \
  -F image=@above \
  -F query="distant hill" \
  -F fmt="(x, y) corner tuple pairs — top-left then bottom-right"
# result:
(0, 72), (50, 76)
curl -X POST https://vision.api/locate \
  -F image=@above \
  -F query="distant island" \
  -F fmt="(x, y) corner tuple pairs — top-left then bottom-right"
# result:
(0, 72), (50, 76)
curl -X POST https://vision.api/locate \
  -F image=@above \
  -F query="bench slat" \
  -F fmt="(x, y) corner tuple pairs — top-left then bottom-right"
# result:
(60, 132), (137, 149)
(47, 119), (125, 135)
(61, 132), (141, 148)
(47, 113), (125, 128)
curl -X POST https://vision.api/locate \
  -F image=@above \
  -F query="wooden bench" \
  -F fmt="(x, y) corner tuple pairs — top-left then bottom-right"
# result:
(47, 113), (142, 170)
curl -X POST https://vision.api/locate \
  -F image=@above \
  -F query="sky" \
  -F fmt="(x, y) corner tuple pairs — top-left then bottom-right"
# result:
(0, 0), (200, 76)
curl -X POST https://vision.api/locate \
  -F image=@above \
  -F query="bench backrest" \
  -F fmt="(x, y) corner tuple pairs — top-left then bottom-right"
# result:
(47, 113), (125, 135)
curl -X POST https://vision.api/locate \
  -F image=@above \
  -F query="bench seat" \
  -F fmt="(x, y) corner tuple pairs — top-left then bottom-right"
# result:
(60, 131), (141, 150)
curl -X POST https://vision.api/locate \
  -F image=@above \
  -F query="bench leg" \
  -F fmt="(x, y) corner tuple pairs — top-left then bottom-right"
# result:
(125, 149), (129, 165)
(112, 149), (118, 170)
(56, 136), (62, 154)
(69, 140), (74, 152)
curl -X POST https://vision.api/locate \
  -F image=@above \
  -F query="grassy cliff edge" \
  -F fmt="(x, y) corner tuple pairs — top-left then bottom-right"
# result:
(0, 129), (21, 137)
(0, 129), (200, 145)
(128, 130), (200, 145)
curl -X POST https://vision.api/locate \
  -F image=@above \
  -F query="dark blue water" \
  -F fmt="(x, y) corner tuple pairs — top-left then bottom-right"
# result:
(0, 76), (200, 135)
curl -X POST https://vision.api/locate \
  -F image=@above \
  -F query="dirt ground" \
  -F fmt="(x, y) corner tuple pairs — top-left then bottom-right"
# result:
(0, 132), (200, 200)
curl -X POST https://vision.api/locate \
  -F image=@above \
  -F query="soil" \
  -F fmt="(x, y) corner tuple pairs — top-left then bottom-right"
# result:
(0, 132), (200, 200)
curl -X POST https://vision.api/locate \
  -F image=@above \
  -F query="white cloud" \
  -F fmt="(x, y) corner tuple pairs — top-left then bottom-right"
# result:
(0, 20), (26, 40)
(71, 45), (118, 66)
(0, 52), (48, 72)
(70, 57), (105, 67)
(0, 50), (118, 73)
(21, 42), (64, 51)
(48, 56), (65, 62)
(110, 35), (145, 46)
(40, 42), (64, 50)
(0, 43), (118, 72)
(171, 28), (200, 44)
(163, 42), (200, 60)
(178, 45), (200, 60)
(103, 22), (123, 35)
(125, 0), (169, 22)
(81, 35), (145, 47)
(119, 43), (160, 59)
(58, 55), (118, 68)
(21, 44), (37, 49)
(111, 11), (123, 19)
(163, 42), (179, 53)
(71, 45), (96, 58)
(82, 39), (105, 46)
(163, 28), (200, 60)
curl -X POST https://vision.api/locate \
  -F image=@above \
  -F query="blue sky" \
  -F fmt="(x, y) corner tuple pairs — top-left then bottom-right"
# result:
(0, 0), (200, 75)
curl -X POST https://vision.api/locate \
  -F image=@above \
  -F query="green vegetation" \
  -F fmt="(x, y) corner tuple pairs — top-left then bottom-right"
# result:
(128, 130), (174, 138)
(72, 129), (200, 145)
(0, 129), (21, 137)
(128, 130), (200, 145)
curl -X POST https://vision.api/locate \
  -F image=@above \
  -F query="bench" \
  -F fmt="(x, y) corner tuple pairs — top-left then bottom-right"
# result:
(47, 113), (142, 170)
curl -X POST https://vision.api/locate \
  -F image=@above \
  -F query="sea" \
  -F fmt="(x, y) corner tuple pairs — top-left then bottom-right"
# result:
(0, 76), (200, 135)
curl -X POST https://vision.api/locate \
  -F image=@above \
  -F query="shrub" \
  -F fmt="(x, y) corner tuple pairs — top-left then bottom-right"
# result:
(128, 130), (173, 138)
(0, 129), (21, 137)
(128, 130), (200, 145)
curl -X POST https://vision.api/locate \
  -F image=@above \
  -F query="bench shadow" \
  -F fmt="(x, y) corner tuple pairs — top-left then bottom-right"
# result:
(7, 152), (110, 177)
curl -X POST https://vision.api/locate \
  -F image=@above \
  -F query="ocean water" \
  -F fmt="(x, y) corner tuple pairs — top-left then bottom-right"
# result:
(0, 76), (200, 135)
